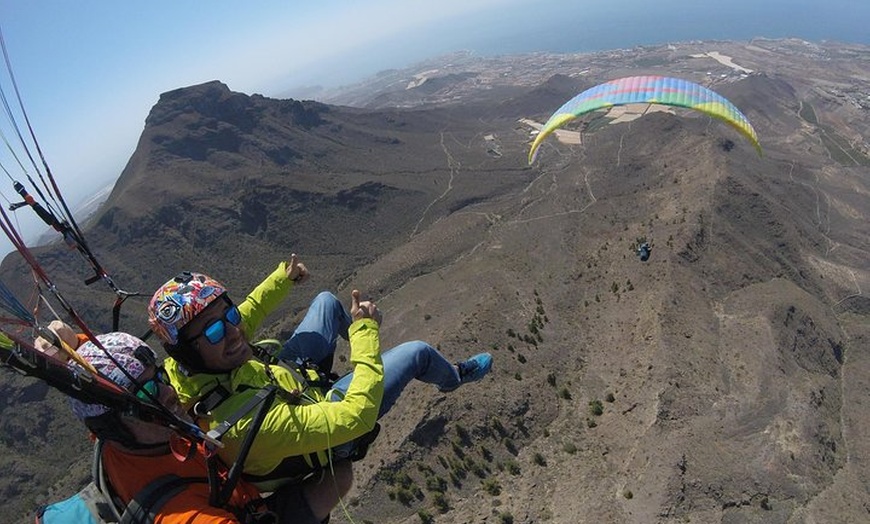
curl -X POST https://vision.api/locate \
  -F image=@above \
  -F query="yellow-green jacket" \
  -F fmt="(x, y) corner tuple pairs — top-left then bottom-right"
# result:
(164, 263), (384, 489)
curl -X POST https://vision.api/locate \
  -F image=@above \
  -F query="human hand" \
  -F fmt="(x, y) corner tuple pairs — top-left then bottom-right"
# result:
(33, 320), (78, 360)
(286, 253), (309, 284)
(350, 289), (382, 325)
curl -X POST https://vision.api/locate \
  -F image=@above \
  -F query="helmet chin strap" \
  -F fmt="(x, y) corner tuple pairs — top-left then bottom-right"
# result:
(164, 339), (209, 374)
(120, 440), (172, 453)
(86, 411), (171, 452)
(163, 296), (233, 374)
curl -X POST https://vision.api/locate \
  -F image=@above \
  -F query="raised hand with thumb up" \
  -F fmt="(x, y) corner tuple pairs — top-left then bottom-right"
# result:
(350, 289), (382, 325)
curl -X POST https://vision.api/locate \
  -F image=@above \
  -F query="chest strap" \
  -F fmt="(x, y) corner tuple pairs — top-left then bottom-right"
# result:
(120, 475), (206, 524)
(192, 357), (335, 420)
(192, 384), (232, 418)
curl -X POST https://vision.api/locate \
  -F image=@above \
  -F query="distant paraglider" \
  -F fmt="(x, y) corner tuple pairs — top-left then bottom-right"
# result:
(528, 75), (762, 163)
(636, 242), (652, 262)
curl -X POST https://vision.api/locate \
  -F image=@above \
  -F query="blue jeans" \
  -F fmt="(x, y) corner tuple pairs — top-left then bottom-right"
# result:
(279, 291), (461, 417)
(280, 291), (352, 371)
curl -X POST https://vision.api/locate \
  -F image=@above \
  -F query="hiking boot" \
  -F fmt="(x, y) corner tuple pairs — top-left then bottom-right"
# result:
(457, 353), (493, 386)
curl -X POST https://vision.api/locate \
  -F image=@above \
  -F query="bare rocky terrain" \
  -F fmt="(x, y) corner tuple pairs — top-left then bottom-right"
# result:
(2, 38), (869, 523)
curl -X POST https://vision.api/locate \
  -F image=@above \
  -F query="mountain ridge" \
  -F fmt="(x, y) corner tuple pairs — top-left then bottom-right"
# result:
(2, 38), (869, 523)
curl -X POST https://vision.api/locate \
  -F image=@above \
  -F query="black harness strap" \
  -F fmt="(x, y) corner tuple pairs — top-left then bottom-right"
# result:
(192, 359), (329, 424)
(92, 439), (124, 522)
(192, 384), (233, 418)
(213, 386), (278, 509)
(91, 439), (210, 524)
(205, 386), (277, 442)
(120, 475), (207, 524)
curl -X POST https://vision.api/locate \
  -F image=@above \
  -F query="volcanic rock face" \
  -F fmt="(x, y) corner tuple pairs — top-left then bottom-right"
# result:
(3, 39), (870, 523)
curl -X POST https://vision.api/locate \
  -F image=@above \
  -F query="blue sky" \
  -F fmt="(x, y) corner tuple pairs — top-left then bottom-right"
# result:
(0, 1), (520, 204)
(0, 0), (525, 245)
(0, 0), (867, 250)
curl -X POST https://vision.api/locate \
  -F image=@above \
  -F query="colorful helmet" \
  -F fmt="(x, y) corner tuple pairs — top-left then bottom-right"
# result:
(148, 271), (227, 346)
(69, 332), (156, 420)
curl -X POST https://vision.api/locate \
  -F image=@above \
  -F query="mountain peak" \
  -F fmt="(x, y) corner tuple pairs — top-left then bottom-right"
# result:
(4, 40), (870, 523)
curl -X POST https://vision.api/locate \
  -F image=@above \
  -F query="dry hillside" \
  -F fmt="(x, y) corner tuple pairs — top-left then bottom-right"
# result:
(2, 39), (869, 523)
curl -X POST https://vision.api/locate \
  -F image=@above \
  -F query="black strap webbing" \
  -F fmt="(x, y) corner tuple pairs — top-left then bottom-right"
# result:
(92, 439), (210, 524)
(206, 385), (277, 442)
(211, 386), (278, 509)
(192, 384), (233, 417)
(92, 440), (124, 522)
(120, 475), (207, 524)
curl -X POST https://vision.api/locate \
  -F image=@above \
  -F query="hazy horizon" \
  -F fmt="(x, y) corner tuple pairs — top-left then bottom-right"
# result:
(1, 0), (868, 252)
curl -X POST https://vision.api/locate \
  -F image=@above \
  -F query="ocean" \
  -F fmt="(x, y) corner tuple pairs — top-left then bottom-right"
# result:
(310, 0), (870, 88)
(463, 0), (870, 55)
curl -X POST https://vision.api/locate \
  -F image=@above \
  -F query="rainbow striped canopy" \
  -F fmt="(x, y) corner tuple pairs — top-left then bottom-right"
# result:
(528, 75), (761, 163)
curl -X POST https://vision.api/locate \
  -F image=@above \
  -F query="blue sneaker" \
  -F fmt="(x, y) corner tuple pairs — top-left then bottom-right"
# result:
(457, 353), (493, 385)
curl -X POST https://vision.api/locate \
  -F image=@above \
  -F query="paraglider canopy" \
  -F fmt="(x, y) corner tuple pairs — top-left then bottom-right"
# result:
(528, 75), (762, 163)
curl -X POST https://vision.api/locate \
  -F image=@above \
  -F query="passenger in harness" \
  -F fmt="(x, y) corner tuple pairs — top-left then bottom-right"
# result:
(41, 332), (350, 524)
(147, 254), (493, 497)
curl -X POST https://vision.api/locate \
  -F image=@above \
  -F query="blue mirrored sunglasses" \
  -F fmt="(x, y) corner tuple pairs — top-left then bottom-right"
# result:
(135, 367), (171, 401)
(188, 304), (242, 345)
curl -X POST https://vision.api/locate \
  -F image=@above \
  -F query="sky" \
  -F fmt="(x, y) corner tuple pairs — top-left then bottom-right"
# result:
(0, 0), (868, 251)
